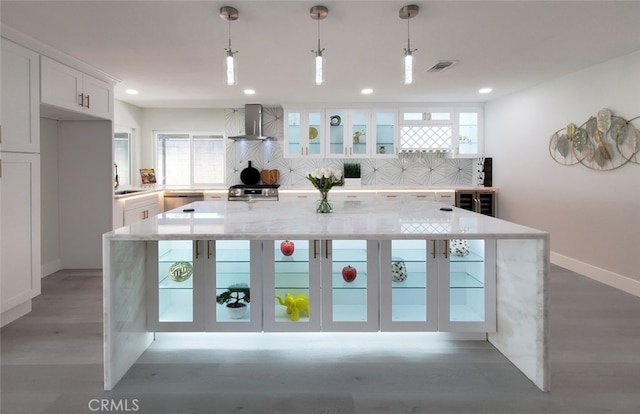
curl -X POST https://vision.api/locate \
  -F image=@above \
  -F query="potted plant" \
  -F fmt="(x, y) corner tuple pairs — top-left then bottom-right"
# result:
(216, 283), (250, 319)
(343, 162), (361, 187)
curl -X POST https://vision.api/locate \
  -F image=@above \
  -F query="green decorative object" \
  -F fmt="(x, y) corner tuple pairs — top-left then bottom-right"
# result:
(216, 283), (251, 319)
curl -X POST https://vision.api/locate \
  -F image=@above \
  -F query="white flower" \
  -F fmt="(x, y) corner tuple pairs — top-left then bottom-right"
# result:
(333, 169), (342, 180)
(311, 169), (322, 179)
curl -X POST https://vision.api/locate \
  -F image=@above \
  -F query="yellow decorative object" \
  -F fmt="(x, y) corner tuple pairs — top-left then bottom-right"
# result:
(309, 126), (318, 140)
(275, 293), (310, 322)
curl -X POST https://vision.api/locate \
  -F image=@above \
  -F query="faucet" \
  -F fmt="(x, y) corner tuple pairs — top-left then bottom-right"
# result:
(114, 163), (120, 188)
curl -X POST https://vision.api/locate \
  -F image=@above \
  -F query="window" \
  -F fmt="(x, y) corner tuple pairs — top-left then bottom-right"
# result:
(114, 130), (131, 186)
(156, 132), (225, 186)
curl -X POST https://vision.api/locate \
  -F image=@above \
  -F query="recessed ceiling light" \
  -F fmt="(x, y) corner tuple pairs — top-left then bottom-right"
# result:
(478, 87), (492, 94)
(244, 89), (256, 95)
(361, 88), (373, 95)
(125, 89), (139, 95)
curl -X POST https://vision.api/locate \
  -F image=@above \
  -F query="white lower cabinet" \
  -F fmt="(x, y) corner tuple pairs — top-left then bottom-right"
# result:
(262, 239), (321, 331)
(438, 239), (496, 332)
(321, 240), (379, 331)
(263, 239), (379, 332)
(146, 238), (496, 333)
(380, 239), (495, 332)
(147, 239), (262, 332)
(379, 240), (438, 331)
(0, 153), (41, 325)
(122, 193), (161, 226)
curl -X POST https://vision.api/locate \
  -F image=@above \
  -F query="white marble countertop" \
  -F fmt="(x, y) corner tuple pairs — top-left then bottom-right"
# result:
(106, 198), (545, 241)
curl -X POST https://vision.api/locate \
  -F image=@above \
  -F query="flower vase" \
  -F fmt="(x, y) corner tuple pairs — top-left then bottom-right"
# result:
(316, 191), (333, 213)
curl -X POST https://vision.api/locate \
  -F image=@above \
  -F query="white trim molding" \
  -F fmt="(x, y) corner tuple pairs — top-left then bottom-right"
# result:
(41, 259), (63, 278)
(551, 252), (640, 298)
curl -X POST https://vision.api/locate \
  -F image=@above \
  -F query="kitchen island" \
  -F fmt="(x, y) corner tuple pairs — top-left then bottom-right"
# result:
(103, 198), (549, 391)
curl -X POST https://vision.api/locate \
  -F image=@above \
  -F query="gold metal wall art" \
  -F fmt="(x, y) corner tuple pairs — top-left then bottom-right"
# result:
(549, 109), (640, 170)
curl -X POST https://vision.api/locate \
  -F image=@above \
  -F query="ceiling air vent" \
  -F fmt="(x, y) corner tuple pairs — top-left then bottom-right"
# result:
(426, 60), (458, 73)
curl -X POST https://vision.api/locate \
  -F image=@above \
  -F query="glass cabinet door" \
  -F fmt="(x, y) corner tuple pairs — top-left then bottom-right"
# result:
(373, 111), (398, 157)
(284, 110), (302, 157)
(321, 240), (378, 331)
(438, 239), (496, 332)
(307, 111), (324, 157)
(262, 239), (321, 331)
(379, 240), (438, 331)
(455, 107), (483, 158)
(349, 110), (370, 157)
(207, 240), (262, 331)
(327, 109), (346, 157)
(284, 109), (324, 158)
(148, 240), (204, 331)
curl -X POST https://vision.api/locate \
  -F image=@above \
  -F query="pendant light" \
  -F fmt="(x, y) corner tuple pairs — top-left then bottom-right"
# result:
(220, 6), (239, 86)
(399, 5), (419, 85)
(310, 5), (328, 86)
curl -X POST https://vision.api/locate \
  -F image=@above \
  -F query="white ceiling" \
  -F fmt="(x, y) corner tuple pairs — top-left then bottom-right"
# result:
(3, 0), (640, 109)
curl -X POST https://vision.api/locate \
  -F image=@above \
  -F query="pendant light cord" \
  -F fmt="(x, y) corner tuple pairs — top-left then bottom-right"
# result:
(313, 11), (324, 56)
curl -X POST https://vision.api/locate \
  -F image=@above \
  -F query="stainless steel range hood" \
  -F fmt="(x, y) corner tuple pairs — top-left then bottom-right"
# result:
(229, 104), (273, 140)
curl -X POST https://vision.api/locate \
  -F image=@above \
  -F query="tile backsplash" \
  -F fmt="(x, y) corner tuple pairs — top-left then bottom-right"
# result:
(224, 107), (473, 188)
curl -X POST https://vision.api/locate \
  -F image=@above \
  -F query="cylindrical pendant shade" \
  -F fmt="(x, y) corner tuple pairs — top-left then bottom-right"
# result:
(226, 54), (237, 86)
(315, 55), (324, 85)
(403, 53), (413, 85)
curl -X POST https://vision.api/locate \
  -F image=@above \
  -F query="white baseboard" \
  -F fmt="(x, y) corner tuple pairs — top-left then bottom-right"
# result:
(551, 252), (640, 298)
(1, 301), (31, 327)
(41, 259), (62, 278)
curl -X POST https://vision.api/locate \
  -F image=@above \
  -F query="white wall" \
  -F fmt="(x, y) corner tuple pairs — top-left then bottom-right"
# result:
(114, 100), (142, 185)
(58, 121), (113, 268)
(40, 118), (61, 276)
(485, 50), (640, 292)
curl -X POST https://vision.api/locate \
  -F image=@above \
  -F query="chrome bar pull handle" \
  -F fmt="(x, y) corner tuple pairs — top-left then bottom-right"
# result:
(78, 93), (85, 107)
(207, 240), (212, 259)
(195, 241), (201, 259)
(431, 240), (436, 258)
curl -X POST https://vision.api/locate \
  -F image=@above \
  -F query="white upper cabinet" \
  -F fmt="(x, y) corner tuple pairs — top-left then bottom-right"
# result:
(285, 105), (482, 159)
(372, 110), (399, 157)
(325, 109), (371, 159)
(40, 56), (113, 120)
(1, 38), (40, 153)
(454, 107), (484, 158)
(283, 108), (325, 158)
(398, 105), (484, 157)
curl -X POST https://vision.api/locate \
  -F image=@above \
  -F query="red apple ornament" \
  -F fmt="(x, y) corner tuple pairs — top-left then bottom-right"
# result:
(280, 240), (295, 256)
(342, 265), (357, 283)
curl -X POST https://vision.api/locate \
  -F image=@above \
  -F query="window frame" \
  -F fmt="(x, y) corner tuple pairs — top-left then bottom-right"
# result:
(154, 131), (226, 186)
(114, 127), (132, 186)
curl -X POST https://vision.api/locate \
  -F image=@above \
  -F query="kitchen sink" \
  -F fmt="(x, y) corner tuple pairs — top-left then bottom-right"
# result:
(115, 189), (143, 195)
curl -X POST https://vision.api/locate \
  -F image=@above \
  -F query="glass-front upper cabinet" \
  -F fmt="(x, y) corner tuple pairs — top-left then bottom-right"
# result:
(438, 239), (496, 332)
(372, 110), (398, 157)
(207, 240), (262, 331)
(379, 240), (438, 331)
(147, 240), (204, 331)
(283, 108), (325, 158)
(454, 106), (484, 158)
(321, 240), (379, 331)
(326, 109), (371, 158)
(262, 239), (321, 331)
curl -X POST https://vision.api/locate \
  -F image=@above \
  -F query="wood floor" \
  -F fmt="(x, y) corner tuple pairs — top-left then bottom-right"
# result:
(2, 265), (639, 413)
